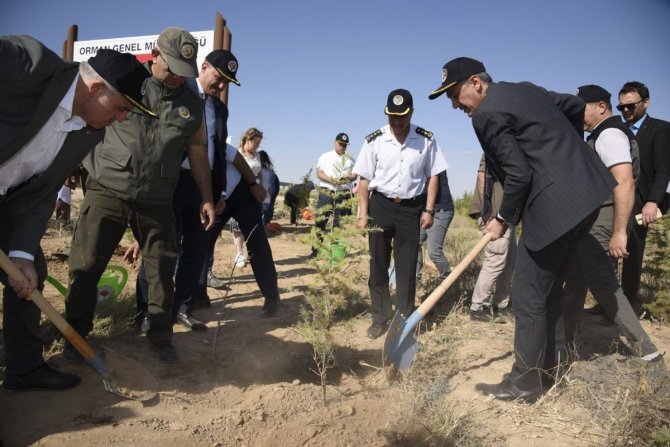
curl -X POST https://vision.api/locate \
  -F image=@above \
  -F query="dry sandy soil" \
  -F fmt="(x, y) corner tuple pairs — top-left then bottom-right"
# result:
(1, 197), (668, 446)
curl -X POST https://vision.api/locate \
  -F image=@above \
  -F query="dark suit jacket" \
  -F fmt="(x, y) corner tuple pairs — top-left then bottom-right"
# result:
(472, 81), (616, 251)
(633, 115), (670, 213)
(0, 35), (105, 257)
(185, 78), (228, 198)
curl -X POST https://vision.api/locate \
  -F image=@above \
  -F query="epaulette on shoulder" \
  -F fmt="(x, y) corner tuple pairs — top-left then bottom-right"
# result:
(365, 129), (383, 143)
(416, 127), (433, 139)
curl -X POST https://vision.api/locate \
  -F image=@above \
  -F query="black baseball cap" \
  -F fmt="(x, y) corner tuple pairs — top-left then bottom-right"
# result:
(428, 57), (486, 100)
(335, 132), (349, 145)
(576, 84), (611, 103)
(385, 89), (413, 116)
(156, 27), (199, 77)
(88, 49), (155, 117)
(206, 50), (240, 86)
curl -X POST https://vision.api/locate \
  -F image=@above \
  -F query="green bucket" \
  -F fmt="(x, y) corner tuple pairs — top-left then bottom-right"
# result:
(318, 241), (348, 265)
(45, 264), (128, 303)
(331, 242), (347, 264)
(95, 264), (128, 302)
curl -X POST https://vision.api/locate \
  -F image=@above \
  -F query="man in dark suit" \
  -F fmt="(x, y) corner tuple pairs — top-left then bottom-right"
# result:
(617, 81), (670, 311)
(0, 35), (151, 390)
(171, 50), (237, 328)
(429, 57), (616, 402)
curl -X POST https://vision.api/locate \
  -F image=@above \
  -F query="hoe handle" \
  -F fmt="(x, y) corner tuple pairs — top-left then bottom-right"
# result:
(416, 232), (494, 317)
(0, 249), (96, 361)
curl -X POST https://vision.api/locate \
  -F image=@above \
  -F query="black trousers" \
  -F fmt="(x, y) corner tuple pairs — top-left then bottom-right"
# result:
(0, 230), (48, 376)
(621, 222), (647, 311)
(367, 192), (423, 324)
(196, 182), (280, 309)
(509, 210), (598, 390)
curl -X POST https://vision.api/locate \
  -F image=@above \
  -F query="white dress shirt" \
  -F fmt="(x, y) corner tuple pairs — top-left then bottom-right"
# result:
(352, 124), (448, 199)
(0, 75), (85, 194)
(316, 150), (355, 191)
(1, 75), (85, 261)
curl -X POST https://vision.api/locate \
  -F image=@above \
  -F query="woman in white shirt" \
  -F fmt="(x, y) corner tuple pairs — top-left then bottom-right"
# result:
(230, 128), (263, 268)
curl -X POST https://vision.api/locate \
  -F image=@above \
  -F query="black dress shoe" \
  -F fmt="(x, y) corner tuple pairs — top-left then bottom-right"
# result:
(475, 378), (542, 403)
(3, 364), (81, 391)
(135, 312), (151, 335)
(260, 305), (278, 318)
(176, 312), (207, 331)
(150, 341), (179, 363)
(367, 321), (389, 339)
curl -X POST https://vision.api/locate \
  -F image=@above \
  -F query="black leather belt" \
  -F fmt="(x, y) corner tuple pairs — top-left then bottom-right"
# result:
(373, 190), (425, 206)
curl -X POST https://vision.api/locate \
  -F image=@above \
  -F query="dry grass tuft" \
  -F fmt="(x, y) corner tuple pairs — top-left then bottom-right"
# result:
(383, 300), (492, 446)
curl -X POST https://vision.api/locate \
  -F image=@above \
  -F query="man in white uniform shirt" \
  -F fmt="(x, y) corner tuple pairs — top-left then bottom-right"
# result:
(353, 89), (448, 339)
(311, 132), (357, 257)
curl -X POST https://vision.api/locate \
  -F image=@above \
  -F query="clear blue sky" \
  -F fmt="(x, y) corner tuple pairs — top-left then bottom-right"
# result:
(3, 0), (669, 197)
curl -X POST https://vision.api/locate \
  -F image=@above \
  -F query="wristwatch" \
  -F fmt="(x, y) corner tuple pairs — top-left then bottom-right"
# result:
(248, 177), (261, 186)
(423, 209), (436, 217)
(494, 213), (507, 226)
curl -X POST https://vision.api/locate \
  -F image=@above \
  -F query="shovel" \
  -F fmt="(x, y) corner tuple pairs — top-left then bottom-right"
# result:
(0, 249), (158, 401)
(383, 233), (493, 373)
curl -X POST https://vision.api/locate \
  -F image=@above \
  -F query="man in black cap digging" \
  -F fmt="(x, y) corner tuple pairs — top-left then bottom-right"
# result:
(353, 89), (448, 339)
(0, 35), (151, 390)
(563, 84), (661, 364)
(65, 27), (215, 364)
(429, 58), (616, 401)
(310, 132), (357, 257)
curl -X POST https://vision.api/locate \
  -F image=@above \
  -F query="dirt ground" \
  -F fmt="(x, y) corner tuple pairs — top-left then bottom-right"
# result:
(1, 198), (669, 446)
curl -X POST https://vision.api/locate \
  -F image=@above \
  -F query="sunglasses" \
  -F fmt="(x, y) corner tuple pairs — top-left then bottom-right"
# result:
(616, 100), (642, 112)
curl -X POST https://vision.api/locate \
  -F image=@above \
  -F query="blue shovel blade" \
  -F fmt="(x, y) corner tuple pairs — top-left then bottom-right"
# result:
(383, 311), (420, 371)
(383, 312), (406, 366)
(395, 333), (419, 372)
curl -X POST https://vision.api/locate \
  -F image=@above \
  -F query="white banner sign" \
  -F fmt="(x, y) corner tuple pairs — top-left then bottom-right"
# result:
(73, 30), (215, 68)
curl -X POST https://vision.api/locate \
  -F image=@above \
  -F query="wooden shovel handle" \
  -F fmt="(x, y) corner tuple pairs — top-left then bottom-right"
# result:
(0, 249), (96, 361)
(416, 232), (494, 317)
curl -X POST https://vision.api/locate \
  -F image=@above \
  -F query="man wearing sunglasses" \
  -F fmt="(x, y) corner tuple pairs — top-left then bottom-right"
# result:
(429, 57), (616, 402)
(617, 82), (670, 312)
(65, 28), (215, 364)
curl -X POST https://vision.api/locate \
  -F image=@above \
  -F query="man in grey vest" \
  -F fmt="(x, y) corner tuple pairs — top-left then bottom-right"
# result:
(563, 85), (661, 363)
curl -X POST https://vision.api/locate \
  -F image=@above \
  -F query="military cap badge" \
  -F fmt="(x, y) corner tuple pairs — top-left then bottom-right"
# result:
(181, 43), (195, 59)
(178, 106), (191, 119)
